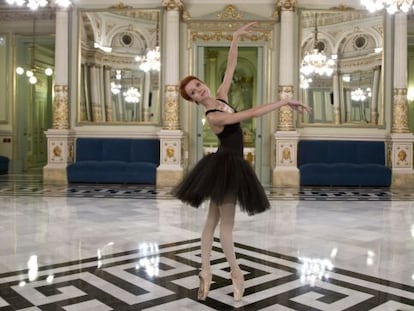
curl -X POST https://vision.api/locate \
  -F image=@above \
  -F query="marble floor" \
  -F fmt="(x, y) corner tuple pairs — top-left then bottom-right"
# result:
(0, 174), (413, 310)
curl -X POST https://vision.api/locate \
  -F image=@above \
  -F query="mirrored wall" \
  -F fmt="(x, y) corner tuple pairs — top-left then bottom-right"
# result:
(298, 9), (384, 127)
(78, 8), (161, 124)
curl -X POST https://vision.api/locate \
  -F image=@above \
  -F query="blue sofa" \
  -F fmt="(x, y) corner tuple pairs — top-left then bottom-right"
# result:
(297, 140), (392, 186)
(67, 138), (160, 184)
(0, 156), (9, 175)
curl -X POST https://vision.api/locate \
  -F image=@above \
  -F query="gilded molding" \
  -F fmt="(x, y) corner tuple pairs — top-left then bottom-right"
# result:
(278, 85), (295, 131)
(185, 5), (276, 43)
(392, 88), (409, 133)
(48, 139), (74, 164)
(217, 5), (244, 20)
(164, 85), (180, 130)
(392, 143), (412, 168)
(276, 141), (296, 166)
(0, 9), (55, 22)
(162, 141), (179, 165)
(108, 2), (132, 9)
(190, 29), (271, 43)
(52, 85), (69, 130)
(162, 0), (183, 11)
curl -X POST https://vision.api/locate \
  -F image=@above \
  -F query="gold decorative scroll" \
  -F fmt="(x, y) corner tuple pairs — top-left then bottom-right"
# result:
(392, 88), (409, 133)
(53, 85), (69, 130)
(164, 85), (180, 130)
(278, 85), (295, 131)
(190, 29), (271, 43)
(185, 5), (276, 43)
(217, 5), (244, 20)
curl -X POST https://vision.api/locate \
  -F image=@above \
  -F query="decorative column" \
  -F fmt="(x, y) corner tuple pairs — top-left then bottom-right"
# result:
(389, 12), (414, 188)
(157, 0), (185, 186)
(273, 0), (300, 187)
(370, 65), (381, 125)
(43, 7), (74, 183)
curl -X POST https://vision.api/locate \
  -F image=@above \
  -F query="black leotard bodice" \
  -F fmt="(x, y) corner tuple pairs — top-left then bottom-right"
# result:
(205, 108), (243, 156)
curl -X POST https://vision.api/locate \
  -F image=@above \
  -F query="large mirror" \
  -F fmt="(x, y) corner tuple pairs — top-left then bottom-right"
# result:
(298, 9), (384, 127)
(78, 8), (161, 124)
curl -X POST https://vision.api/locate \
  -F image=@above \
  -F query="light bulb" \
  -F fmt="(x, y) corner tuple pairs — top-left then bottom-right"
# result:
(29, 76), (37, 84)
(45, 68), (53, 76)
(16, 67), (25, 75)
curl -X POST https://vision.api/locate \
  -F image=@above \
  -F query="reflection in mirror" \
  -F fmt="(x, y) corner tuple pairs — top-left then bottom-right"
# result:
(299, 9), (383, 127)
(78, 9), (161, 124)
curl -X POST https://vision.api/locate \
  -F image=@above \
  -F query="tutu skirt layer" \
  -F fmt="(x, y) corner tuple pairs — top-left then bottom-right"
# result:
(173, 151), (270, 215)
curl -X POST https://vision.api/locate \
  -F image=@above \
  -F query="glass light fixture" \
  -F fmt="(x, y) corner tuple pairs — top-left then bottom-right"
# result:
(44, 67), (53, 76)
(138, 46), (160, 72)
(351, 88), (367, 102)
(6, 0), (71, 10)
(351, 87), (372, 102)
(136, 11), (160, 72)
(351, 72), (372, 102)
(299, 75), (312, 89)
(300, 13), (336, 78)
(123, 87), (141, 104)
(361, 0), (414, 14)
(111, 82), (122, 95)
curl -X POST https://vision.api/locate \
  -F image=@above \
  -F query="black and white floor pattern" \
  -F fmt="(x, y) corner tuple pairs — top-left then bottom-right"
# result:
(0, 174), (414, 310)
(1, 238), (413, 311)
(1, 177), (412, 201)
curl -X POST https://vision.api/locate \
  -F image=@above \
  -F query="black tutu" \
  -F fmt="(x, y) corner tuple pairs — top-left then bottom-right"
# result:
(173, 149), (270, 215)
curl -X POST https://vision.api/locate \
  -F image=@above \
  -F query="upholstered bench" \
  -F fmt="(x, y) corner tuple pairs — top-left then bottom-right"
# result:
(297, 140), (392, 187)
(67, 138), (160, 184)
(0, 156), (9, 175)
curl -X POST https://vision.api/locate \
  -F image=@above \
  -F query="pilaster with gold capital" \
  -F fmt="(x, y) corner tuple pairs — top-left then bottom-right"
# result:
(162, 0), (183, 11)
(277, 0), (297, 11)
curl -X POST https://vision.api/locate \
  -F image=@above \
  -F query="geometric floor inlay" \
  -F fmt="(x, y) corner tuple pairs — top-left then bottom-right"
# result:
(2, 181), (413, 202)
(0, 239), (413, 311)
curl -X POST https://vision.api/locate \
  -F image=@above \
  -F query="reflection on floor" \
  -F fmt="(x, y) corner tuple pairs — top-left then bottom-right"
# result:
(0, 174), (413, 310)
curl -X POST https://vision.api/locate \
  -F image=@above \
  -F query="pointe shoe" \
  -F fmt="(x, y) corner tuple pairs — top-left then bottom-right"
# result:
(231, 270), (244, 301)
(197, 270), (212, 301)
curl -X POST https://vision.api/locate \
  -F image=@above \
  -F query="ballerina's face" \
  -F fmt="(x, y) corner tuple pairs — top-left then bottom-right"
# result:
(184, 79), (211, 102)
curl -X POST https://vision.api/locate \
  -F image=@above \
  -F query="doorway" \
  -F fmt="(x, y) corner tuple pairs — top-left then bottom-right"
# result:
(14, 35), (54, 173)
(195, 46), (268, 183)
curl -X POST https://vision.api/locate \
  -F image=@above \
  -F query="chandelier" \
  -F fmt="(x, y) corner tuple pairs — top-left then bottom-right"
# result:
(360, 0), (414, 14)
(135, 11), (160, 72)
(351, 87), (372, 102)
(123, 87), (141, 104)
(300, 13), (335, 78)
(6, 0), (71, 10)
(350, 72), (372, 102)
(136, 46), (161, 72)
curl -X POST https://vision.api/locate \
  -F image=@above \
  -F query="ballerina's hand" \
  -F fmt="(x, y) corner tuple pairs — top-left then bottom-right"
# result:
(287, 100), (312, 113)
(233, 21), (258, 38)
